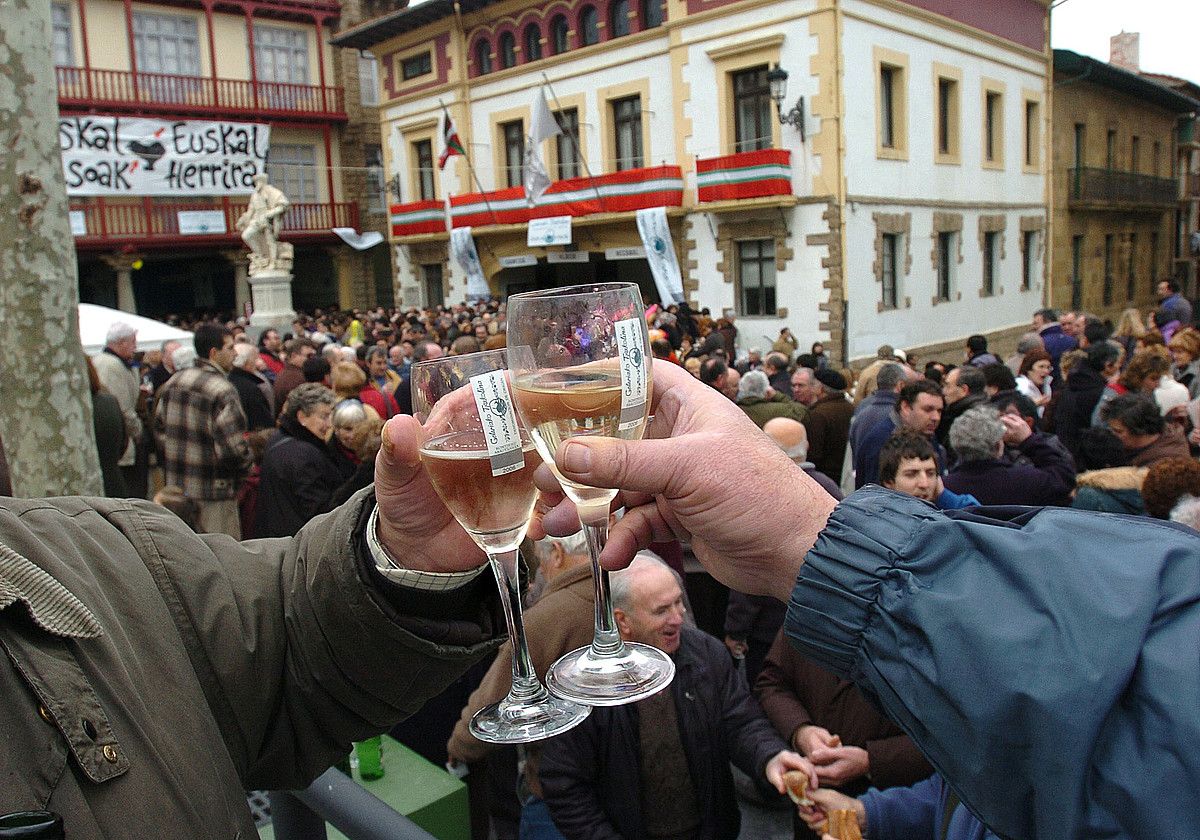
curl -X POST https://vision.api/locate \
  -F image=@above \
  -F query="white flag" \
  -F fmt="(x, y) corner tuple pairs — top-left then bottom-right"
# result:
(636, 207), (686, 305)
(525, 90), (562, 205)
(332, 227), (384, 250)
(450, 226), (490, 301)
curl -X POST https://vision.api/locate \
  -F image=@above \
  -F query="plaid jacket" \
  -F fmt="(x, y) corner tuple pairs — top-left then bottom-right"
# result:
(154, 360), (252, 500)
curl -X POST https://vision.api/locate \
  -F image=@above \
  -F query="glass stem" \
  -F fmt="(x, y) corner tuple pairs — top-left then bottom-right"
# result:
(489, 549), (543, 702)
(581, 517), (626, 657)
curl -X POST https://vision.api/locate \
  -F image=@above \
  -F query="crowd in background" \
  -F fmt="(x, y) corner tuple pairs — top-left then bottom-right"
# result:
(59, 276), (1200, 840)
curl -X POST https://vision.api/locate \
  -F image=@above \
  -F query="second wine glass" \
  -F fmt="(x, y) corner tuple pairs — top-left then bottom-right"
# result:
(508, 282), (676, 706)
(412, 349), (590, 742)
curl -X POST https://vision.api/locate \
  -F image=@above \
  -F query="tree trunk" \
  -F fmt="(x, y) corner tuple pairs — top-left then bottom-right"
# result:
(0, 0), (103, 497)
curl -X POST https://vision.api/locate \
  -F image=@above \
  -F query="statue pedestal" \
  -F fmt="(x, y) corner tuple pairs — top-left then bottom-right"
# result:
(248, 270), (296, 330)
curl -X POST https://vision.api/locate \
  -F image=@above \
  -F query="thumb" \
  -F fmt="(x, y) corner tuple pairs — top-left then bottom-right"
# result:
(374, 415), (425, 493)
(555, 435), (697, 498)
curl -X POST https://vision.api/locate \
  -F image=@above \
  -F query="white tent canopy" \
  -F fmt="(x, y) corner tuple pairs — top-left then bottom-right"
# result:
(79, 303), (194, 355)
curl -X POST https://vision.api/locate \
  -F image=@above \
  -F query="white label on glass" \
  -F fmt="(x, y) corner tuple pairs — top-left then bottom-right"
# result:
(614, 317), (648, 431)
(470, 370), (525, 476)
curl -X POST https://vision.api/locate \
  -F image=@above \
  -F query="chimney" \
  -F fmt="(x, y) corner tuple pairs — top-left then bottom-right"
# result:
(1110, 31), (1140, 72)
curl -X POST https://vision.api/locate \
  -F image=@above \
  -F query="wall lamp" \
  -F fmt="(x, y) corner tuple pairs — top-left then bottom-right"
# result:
(766, 64), (805, 142)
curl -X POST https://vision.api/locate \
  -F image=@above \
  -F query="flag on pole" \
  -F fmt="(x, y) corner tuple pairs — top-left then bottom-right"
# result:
(438, 113), (466, 170)
(636, 207), (686, 305)
(524, 90), (562, 205)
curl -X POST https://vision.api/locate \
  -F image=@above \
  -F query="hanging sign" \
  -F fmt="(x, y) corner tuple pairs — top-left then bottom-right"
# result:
(546, 251), (590, 264)
(69, 211), (87, 236)
(605, 246), (646, 261)
(527, 215), (572, 247)
(178, 210), (228, 235)
(59, 116), (270, 197)
(499, 255), (538, 268)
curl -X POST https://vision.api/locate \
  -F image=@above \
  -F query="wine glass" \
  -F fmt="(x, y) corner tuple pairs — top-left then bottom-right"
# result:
(411, 349), (590, 742)
(507, 282), (676, 706)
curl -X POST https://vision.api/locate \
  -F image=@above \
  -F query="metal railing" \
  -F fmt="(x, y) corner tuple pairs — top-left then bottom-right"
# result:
(57, 66), (345, 120)
(1067, 166), (1177, 207)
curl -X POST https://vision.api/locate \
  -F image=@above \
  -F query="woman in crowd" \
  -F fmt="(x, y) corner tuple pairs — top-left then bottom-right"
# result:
(87, 356), (128, 497)
(1112, 308), (1146, 365)
(1091, 347), (1170, 426)
(1167, 328), (1200, 401)
(1014, 349), (1053, 416)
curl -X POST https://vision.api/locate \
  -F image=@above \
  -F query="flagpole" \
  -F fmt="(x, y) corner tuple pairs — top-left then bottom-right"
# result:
(438, 99), (502, 228)
(540, 73), (607, 213)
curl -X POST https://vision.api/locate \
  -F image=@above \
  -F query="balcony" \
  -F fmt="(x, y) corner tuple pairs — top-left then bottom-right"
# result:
(696, 149), (793, 204)
(70, 197), (358, 250)
(1187, 172), (1200, 199)
(57, 66), (346, 122)
(1067, 166), (1177, 209)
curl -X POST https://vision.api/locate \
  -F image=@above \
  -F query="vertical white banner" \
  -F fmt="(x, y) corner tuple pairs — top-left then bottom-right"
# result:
(450, 226), (490, 300)
(635, 207), (685, 305)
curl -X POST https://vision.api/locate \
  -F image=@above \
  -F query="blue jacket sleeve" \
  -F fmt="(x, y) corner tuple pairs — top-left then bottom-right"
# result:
(861, 773), (940, 840)
(785, 487), (1200, 840)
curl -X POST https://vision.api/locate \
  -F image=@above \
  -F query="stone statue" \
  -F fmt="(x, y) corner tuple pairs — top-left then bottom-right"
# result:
(237, 173), (291, 275)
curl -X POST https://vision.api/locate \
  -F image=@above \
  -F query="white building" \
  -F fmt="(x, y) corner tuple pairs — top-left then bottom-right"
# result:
(335, 0), (1050, 364)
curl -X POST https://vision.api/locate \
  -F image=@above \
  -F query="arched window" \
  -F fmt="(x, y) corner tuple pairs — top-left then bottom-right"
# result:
(475, 39), (492, 74)
(641, 0), (663, 28)
(580, 6), (599, 46)
(524, 24), (542, 62)
(499, 31), (516, 68)
(550, 15), (569, 54)
(609, 0), (630, 37)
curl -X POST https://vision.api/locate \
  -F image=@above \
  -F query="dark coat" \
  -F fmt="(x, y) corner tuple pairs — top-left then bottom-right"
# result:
(804, 392), (854, 482)
(229, 366), (275, 431)
(92, 390), (128, 497)
(1051, 364), (1107, 458)
(1038, 323), (1077, 371)
(943, 432), (1076, 506)
(256, 416), (345, 537)
(937, 392), (987, 455)
(539, 626), (786, 840)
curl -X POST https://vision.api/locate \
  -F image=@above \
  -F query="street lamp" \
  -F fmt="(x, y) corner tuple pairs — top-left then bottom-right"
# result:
(765, 64), (805, 141)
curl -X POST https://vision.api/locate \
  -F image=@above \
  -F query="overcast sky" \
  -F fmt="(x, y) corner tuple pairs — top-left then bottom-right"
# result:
(1051, 0), (1199, 82)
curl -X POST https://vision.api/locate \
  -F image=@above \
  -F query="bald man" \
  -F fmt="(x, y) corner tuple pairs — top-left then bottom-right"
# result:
(764, 418), (843, 501)
(539, 555), (814, 840)
(721, 367), (741, 401)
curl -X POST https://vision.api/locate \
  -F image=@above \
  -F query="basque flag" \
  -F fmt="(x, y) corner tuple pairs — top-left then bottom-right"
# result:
(438, 113), (466, 170)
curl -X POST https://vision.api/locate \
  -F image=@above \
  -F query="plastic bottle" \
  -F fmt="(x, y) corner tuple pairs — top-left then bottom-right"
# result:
(354, 736), (384, 780)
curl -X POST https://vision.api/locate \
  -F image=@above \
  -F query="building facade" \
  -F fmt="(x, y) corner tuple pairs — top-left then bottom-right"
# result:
(1050, 49), (1198, 323)
(56, 0), (394, 317)
(337, 0), (1050, 363)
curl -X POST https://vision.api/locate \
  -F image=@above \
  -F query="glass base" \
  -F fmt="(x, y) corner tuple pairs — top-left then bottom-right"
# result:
(468, 690), (592, 744)
(545, 642), (676, 707)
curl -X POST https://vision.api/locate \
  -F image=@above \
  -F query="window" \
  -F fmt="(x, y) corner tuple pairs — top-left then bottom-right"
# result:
(733, 66), (772, 153)
(1153, 141), (1162, 177)
(982, 231), (998, 296)
(400, 51), (431, 80)
(499, 32), (516, 69)
(984, 90), (1002, 164)
(1150, 231), (1159, 286)
(475, 40), (492, 75)
(1102, 233), (1114, 306)
(52, 3), (74, 67)
(133, 12), (200, 103)
(550, 15), (569, 54)
(1071, 235), (1084, 310)
(936, 231), (955, 301)
(413, 139), (435, 200)
(936, 76), (960, 159)
(1130, 136), (1140, 173)
(610, 0), (630, 37)
(580, 6), (599, 46)
(365, 146), (385, 213)
(422, 264), (444, 307)
(555, 108), (581, 179)
(1106, 129), (1116, 170)
(1074, 123), (1086, 169)
(254, 25), (309, 85)
(267, 144), (318, 203)
(880, 65), (898, 149)
(1127, 232), (1138, 301)
(641, 0), (663, 28)
(525, 25), (542, 62)
(1021, 230), (1037, 291)
(359, 53), (379, 105)
(1024, 99), (1040, 169)
(612, 96), (643, 171)
(737, 239), (776, 316)
(502, 120), (524, 188)
(881, 233), (899, 309)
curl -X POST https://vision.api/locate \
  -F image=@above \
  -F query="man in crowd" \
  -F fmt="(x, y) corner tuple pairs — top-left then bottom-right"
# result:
(1004, 332), (1044, 376)
(936, 365), (986, 454)
(396, 339), (445, 415)
(92, 322), (144, 497)
(790, 366), (821, 408)
(539, 555), (814, 840)
(154, 325), (254, 538)
(800, 369), (854, 484)
(273, 337), (317, 412)
(257, 328), (285, 380)
(852, 380), (944, 488)
(1157, 279), (1193, 326)
(228, 342), (275, 431)
(1032, 308), (1077, 379)
(737, 370), (808, 428)
(147, 339), (182, 395)
(764, 352), (793, 396)
(963, 335), (999, 368)
(944, 406), (1076, 506)
(1101, 393), (1191, 467)
(700, 356), (733, 396)
(763, 418), (842, 500)
(876, 430), (977, 510)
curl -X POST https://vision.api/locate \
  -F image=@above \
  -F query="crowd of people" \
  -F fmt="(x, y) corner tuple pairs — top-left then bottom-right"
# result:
(46, 278), (1200, 840)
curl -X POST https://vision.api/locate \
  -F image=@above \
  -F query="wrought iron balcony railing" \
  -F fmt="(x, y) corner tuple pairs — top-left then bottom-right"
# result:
(1067, 166), (1177, 208)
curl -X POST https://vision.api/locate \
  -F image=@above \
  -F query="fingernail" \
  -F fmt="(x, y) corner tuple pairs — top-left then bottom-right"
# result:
(380, 424), (395, 459)
(561, 441), (591, 473)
